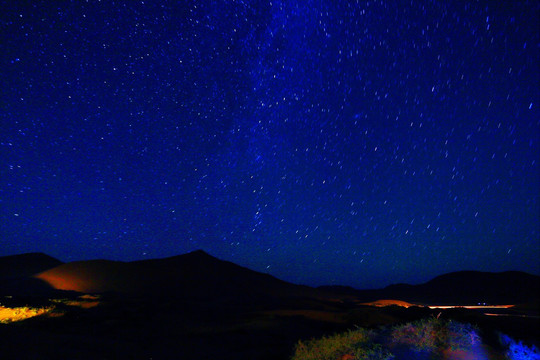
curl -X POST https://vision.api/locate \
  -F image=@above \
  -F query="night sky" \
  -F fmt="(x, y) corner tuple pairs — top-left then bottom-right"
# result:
(1, 0), (539, 289)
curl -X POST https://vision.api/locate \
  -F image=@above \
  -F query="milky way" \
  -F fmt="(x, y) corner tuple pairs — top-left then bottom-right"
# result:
(1, 0), (538, 288)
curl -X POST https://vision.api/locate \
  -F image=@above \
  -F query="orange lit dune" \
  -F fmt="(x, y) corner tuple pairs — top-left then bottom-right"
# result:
(34, 260), (144, 293)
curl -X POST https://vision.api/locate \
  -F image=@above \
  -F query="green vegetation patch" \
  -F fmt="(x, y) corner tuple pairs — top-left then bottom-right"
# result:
(291, 327), (393, 360)
(291, 317), (486, 360)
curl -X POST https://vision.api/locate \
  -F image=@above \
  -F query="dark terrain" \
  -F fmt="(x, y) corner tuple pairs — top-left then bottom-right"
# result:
(320, 270), (540, 305)
(0, 251), (538, 359)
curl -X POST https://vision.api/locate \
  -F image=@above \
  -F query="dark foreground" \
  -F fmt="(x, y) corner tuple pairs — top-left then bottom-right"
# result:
(1, 252), (538, 359)
(1, 293), (538, 360)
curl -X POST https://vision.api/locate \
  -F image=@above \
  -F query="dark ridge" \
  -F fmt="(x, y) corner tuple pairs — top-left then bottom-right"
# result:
(322, 270), (540, 305)
(186, 249), (211, 257)
(413, 270), (540, 304)
(134, 249), (216, 265)
(0, 253), (65, 297)
(34, 249), (324, 301)
(0, 252), (63, 279)
(6, 251), (540, 306)
(424, 270), (537, 286)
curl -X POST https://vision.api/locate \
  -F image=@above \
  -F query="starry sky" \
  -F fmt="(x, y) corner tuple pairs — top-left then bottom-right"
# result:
(1, 0), (539, 289)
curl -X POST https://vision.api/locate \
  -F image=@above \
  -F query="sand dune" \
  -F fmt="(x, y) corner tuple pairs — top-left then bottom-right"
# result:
(35, 260), (135, 293)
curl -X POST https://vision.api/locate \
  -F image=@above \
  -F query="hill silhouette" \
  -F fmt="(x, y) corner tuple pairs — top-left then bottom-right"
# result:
(1, 251), (539, 359)
(0, 251), (536, 306)
(35, 250), (324, 301)
(0, 253), (62, 279)
(0, 251), (530, 306)
(321, 270), (540, 305)
(0, 253), (64, 297)
(387, 270), (540, 304)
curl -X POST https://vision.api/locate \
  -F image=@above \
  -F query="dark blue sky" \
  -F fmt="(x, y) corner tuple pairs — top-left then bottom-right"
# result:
(1, 0), (538, 289)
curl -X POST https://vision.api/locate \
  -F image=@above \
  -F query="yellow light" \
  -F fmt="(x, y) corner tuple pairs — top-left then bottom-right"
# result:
(0, 305), (53, 323)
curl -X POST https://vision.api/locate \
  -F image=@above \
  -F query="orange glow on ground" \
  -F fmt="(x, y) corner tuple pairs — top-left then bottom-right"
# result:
(51, 295), (101, 309)
(427, 305), (514, 309)
(34, 260), (133, 293)
(483, 313), (537, 318)
(360, 299), (417, 308)
(0, 306), (54, 323)
(35, 270), (91, 292)
(58, 299), (100, 309)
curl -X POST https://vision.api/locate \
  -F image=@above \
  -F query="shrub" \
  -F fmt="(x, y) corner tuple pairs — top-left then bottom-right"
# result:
(500, 334), (540, 360)
(291, 327), (393, 360)
(291, 318), (484, 360)
(391, 318), (441, 351)
(391, 317), (479, 352)
(446, 320), (480, 350)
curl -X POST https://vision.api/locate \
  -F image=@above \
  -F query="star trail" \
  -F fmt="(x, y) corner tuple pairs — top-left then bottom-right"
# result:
(1, 0), (538, 288)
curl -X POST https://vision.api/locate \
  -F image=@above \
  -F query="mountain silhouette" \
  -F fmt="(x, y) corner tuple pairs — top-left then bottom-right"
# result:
(34, 250), (322, 300)
(321, 270), (540, 305)
(3, 250), (538, 306)
(2, 251), (539, 360)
